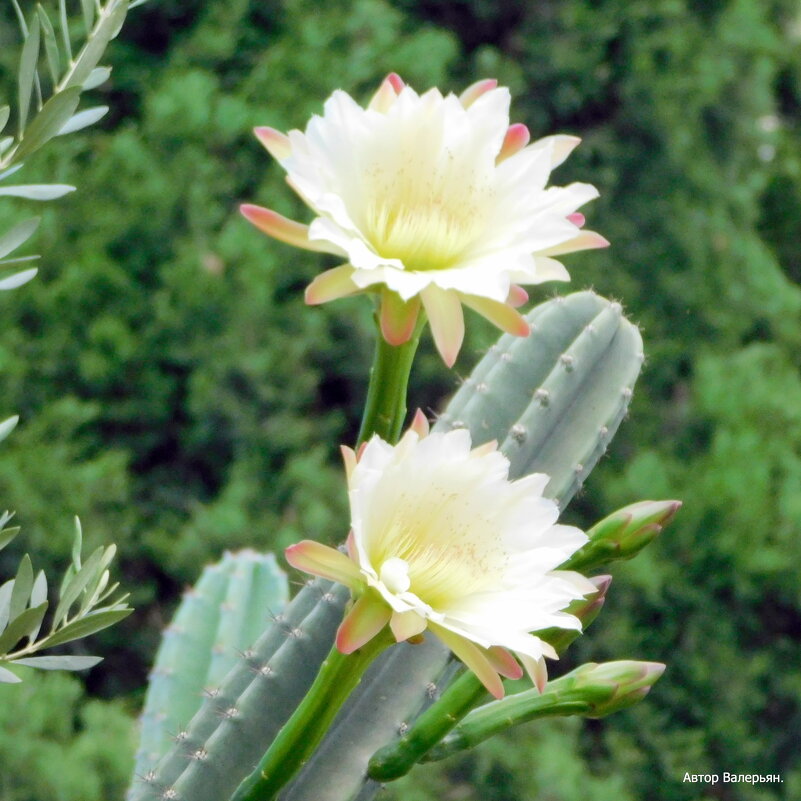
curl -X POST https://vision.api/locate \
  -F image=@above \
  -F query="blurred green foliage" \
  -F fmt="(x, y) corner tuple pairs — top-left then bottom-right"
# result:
(0, 670), (134, 800)
(0, 0), (800, 798)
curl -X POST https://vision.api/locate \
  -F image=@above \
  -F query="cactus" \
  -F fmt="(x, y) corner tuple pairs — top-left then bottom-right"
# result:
(130, 290), (644, 801)
(131, 550), (289, 786)
(277, 291), (644, 801)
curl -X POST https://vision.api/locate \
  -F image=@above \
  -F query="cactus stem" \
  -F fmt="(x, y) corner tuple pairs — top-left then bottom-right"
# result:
(231, 631), (394, 801)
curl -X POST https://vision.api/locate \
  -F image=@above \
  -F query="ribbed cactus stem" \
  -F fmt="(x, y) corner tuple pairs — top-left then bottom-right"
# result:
(129, 579), (348, 801)
(131, 550), (288, 788)
(232, 632), (393, 801)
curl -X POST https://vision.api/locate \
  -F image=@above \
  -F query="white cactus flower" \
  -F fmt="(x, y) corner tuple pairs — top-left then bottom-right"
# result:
(286, 412), (596, 698)
(242, 74), (607, 366)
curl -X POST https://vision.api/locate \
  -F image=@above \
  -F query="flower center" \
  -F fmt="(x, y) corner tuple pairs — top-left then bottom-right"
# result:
(379, 556), (411, 594)
(361, 155), (491, 272)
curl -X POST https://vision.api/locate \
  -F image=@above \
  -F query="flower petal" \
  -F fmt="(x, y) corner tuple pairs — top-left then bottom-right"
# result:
(368, 73), (404, 112)
(390, 609), (428, 642)
(380, 289), (421, 346)
(305, 264), (360, 305)
(253, 126), (292, 161)
(497, 123), (531, 163)
(432, 624), (505, 699)
(506, 284), (529, 308)
(519, 653), (549, 693)
(487, 646), (523, 680)
(409, 408), (430, 439)
(459, 78), (498, 108)
(541, 230), (610, 257)
(459, 293), (531, 337)
(336, 593), (391, 654)
(285, 540), (362, 588)
(240, 204), (341, 254)
(421, 287), (465, 367)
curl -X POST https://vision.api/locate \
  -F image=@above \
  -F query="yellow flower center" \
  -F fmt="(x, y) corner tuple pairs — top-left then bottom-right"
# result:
(361, 155), (491, 271)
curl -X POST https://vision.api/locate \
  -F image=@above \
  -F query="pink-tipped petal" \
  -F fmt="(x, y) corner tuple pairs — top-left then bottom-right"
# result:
(409, 408), (430, 439)
(253, 126), (292, 160)
(341, 445), (357, 480)
(459, 78), (499, 108)
(487, 646), (524, 680)
(305, 264), (360, 305)
(460, 294), (531, 338)
(497, 123), (531, 163)
(542, 134), (582, 167)
(346, 530), (357, 561)
(285, 540), (362, 588)
(390, 610), (427, 642)
(336, 594), (391, 654)
(421, 287), (465, 368)
(380, 290), (421, 346)
(520, 654), (549, 693)
(433, 625), (505, 699)
(567, 212), (585, 227)
(368, 74), (403, 112)
(506, 285), (529, 308)
(240, 204), (333, 254)
(386, 73), (404, 92)
(541, 230), (610, 257)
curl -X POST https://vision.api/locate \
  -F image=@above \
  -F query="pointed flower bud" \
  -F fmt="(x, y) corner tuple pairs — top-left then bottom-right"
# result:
(572, 660), (666, 717)
(562, 500), (681, 572)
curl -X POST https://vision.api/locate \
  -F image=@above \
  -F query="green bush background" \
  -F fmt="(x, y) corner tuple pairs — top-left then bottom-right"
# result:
(1, 0), (800, 799)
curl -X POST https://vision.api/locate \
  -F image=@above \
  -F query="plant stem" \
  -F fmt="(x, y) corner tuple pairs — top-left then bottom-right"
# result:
(230, 632), (392, 801)
(357, 315), (424, 446)
(368, 668), (488, 781)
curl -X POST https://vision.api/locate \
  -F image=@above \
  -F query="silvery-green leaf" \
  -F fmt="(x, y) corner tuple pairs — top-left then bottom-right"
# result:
(0, 267), (38, 290)
(82, 66), (111, 91)
(0, 184), (75, 200)
(0, 218), (39, 259)
(0, 665), (21, 683)
(18, 13), (41, 132)
(12, 654), (102, 671)
(0, 417), (19, 444)
(0, 601), (48, 653)
(0, 579), (14, 631)
(0, 164), (25, 182)
(61, 0), (128, 89)
(43, 607), (130, 648)
(14, 86), (81, 161)
(0, 527), (19, 554)
(0, 256), (39, 269)
(57, 105), (108, 136)
(37, 4), (61, 85)
(54, 545), (104, 626)
(0, 106), (9, 133)
(77, 545), (117, 616)
(71, 517), (82, 571)
(9, 554), (33, 623)
(0, 137), (14, 155)
(79, 0), (95, 35)
(58, 0), (71, 61)
(28, 570), (47, 640)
